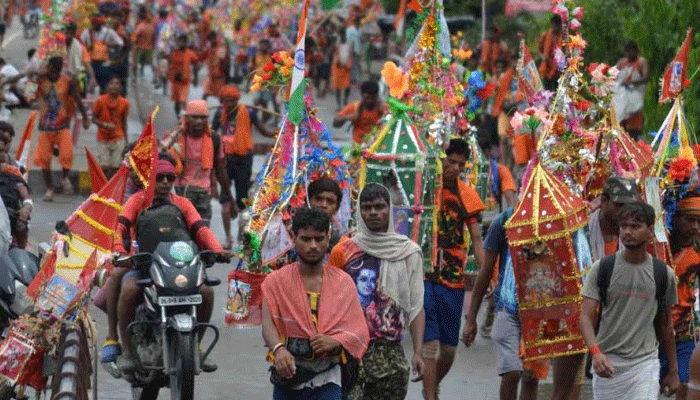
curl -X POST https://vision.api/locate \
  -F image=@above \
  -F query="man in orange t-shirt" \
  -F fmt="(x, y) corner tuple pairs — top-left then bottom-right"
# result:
(32, 57), (90, 201)
(423, 138), (486, 400)
(333, 81), (386, 145)
(168, 34), (201, 116)
(131, 8), (155, 78)
(92, 76), (129, 178)
(664, 194), (700, 398)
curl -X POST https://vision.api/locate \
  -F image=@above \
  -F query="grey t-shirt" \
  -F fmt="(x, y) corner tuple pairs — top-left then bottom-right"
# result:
(581, 251), (677, 369)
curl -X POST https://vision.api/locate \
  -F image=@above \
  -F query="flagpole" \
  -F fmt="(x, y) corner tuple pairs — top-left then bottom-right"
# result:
(292, 125), (299, 179)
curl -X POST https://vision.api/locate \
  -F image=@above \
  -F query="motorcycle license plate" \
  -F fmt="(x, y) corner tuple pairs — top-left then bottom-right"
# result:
(157, 294), (202, 306)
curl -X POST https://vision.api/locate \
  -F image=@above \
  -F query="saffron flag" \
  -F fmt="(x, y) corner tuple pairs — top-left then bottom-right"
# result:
(407, 0), (422, 13)
(393, 0), (407, 36)
(128, 108), (159, 205)
(288, 0), (310, 126)
(14, 111), (36, 180)
(660, 28), (693, 104)
(85, 147), (108, 194)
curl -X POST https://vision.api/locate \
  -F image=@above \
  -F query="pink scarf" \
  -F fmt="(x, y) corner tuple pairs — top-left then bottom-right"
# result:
(262, 263), (370, 360)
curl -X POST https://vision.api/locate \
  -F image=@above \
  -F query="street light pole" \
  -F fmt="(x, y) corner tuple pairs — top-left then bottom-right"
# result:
(481, 0), (486, 42)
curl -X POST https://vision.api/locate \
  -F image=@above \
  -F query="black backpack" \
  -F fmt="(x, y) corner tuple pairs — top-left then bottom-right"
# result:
(135, 201), (191, 254)
(584, 254), (668, 378)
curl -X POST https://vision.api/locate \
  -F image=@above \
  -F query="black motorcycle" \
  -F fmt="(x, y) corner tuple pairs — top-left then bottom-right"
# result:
(107, 241), (223, 400)
(0, 246), (46, 327)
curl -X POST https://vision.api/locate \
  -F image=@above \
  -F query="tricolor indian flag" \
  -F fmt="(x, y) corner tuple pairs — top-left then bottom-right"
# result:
(288, 0), (310, 127)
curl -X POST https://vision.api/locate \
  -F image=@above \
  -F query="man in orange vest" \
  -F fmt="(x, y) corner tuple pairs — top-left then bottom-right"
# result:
(32, 57), (90, 201)
(538, 14), (563, 92)
(212, 85), (272, 248)
(163, 100), (233, 227)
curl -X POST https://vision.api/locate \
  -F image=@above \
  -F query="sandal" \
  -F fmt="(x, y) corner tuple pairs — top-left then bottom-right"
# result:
(62, 178), (73, 196)
(43, 189), (54, 202)
(101, 340), (121, 363)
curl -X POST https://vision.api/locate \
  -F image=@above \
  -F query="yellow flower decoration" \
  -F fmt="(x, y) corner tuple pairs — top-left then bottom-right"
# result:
(381, 61), (410, 99)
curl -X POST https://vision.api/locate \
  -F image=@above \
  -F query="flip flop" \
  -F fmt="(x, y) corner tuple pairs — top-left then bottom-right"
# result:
(42, 189), (54, 202)
(101, 340), (121, 364)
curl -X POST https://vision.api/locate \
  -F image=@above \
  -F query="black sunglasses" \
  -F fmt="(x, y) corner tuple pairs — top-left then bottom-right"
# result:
(156, 173), (176, 182)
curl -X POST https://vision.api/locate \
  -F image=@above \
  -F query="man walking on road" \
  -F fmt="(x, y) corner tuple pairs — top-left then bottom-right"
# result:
(580, 202), (679, 399)
(463, 207), (540, 400)
(164, 100), (234, 227)
(262, 207), (369, 399)
(329, 183), (425, 400)
(662, 192), (700, 400)
(32, 56), (90, 201)
(422, 138), (485, 400)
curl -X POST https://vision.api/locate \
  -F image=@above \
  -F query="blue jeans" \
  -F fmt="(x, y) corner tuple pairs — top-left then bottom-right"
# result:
(272, 383), (341, 400)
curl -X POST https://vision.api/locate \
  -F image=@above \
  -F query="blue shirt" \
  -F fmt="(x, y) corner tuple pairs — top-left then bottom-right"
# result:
(484, 209), (518, 315)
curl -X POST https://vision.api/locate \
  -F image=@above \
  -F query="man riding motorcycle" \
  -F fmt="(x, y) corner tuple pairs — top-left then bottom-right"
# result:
(113, 155), (224, 373)
(0, 122), (32, 250)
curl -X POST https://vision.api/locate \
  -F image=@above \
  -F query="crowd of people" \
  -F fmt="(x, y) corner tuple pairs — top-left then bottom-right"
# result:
(0, 1), (695, 400)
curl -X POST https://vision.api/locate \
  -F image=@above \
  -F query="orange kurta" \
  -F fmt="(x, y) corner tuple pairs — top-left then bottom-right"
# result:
(92, 94), (129, 142)
(671, 247), (700, 341)
(538, 29), (562, 80)
(336, 101), (385, 144)
(330, 47), (351, 91)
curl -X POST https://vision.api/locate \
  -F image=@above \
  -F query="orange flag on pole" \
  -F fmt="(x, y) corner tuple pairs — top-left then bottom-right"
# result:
(517, 36), (543, 103)
(393, 0), (407, 36)
(660, 28), (693, 104)
(85, 147), (108, 194)
(14, 111), (36, 180)
(407, 0), (422, 13)
(128, 108), (159, 206)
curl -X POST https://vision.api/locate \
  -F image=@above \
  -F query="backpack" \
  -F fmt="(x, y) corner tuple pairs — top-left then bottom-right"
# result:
(584, 253), (668, 378)
(135, 200), (191, 254)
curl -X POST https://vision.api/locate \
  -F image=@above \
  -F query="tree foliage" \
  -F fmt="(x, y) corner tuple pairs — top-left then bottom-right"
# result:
(577, 0), (700, 137)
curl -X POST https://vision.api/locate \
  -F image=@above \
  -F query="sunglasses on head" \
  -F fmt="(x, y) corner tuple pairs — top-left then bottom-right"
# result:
(156, 173), (176, 182)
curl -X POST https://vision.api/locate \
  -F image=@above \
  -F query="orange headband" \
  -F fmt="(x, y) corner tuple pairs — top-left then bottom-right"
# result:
(677, 197), (700, 217)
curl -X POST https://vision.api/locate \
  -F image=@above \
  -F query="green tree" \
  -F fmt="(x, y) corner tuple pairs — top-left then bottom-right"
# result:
(577, 0), (700, 136)
(618, 0), (700, 137)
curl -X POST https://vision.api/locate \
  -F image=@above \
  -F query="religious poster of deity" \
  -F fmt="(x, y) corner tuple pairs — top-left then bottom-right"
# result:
(35, 275), (78, 318)
(224, 269), (266, 327)
(0, 332), (35, 384)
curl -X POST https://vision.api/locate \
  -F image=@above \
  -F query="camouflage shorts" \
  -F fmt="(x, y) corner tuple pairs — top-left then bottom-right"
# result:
(347, 340), (409, 400)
